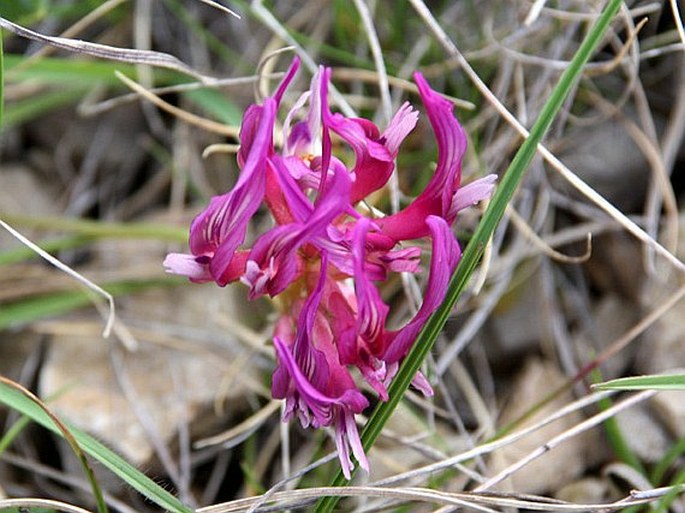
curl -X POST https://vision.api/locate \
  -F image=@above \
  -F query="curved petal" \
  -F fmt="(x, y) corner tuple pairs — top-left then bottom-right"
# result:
(381, 101), (419, 154)
(241, 225), (302, 299)
(325, 111), (393, 203)
(336, 409), (369, 479)
(324, 102), (418, 203)
(284, 67), (323, 157)
(273, 336), (368, 478)
(375, 74), (468, 241)
(413, 72), (466, 212)
(187, 100), (277, 286)
(272, 56), (301, 106)
(383, 215), (461, 363)
(377, 246), (422, 274)
(272, 253), (330, 409)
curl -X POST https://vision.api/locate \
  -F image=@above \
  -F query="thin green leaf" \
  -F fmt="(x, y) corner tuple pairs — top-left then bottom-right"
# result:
(184, 88), (242, 126)
(0, 279), (177, 331)
(2, 86), (86, 127)
(1, 214), (187, 241)
(0, 235), (91, 265)
(4, 54), (140, 85)
(0, 24), (4, 127)
(0, 380), (194, 513)
(0, 415), (31, 455)
(592, 369), (645, 473)
(315, 0), (625, 510)
(594, 374), (685, 391)
(655, 468), (685, 513)
(0, 0), (48, 22)
(652, 435), (685, 484)
(0, 376), (108, 513)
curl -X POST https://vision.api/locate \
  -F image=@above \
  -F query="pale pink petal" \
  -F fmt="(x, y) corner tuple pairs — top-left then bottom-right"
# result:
(284, 67), (324, 157)
(411, 371), (434, 397)
(336, 409), (368, 479)
(162, 253), (212, 282)
(378, 246), (422, 273)
(449, 174), (497, 218)
(380, 101), (419, 154)
(343, 408), (369, 473)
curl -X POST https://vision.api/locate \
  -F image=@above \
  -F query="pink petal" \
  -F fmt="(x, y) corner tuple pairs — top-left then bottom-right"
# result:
(411, 371), (434, 397)
(319, 68), (333, 187)
(284, 67), (323, 157)
(336, 409), (369, 479)
(244, 165), (351, 298)
(378, 246), (422, 274)
(383, 215), (461, 363)
(188, 100), (277, 285)
(352, 218), (389, 350)
(241, 225), (302, 299)
(272, 56), (301, 106)
(413, 72), (466, 213)
(375, 74), (468, 241)
(325, 111), (394, 203)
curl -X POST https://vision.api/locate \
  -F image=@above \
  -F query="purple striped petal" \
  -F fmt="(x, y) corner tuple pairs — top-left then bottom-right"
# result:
(185, 99), (277, 286)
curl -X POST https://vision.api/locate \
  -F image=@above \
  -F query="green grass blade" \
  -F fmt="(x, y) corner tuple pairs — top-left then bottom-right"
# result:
(0, 214), (187, 241)
(594, 374), (685, 391)
(0, 279), (177, 331)
(0, 380), (194, 513)
(0, 415), (31, 455)
(184, 88), (242, 126)
(652, 435), (685, 484)
(0, 25), (4, 127)
(0, 377), (109, 513)
(0, 235), (91, 265)
(3, 55), (139, 85)
(2, 86), (87, 127)
(315, 0), (624, 510)
(592, 370), (645, 473)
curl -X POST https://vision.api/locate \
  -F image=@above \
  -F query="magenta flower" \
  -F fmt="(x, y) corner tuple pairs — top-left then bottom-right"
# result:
(164, 57), (495, 477)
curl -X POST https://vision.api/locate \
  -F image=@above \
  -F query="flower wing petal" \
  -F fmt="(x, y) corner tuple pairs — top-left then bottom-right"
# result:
(187, 100), (276, 285)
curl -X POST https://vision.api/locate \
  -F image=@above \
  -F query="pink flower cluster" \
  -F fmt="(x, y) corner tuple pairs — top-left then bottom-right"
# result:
(164, 58), (495, 478)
